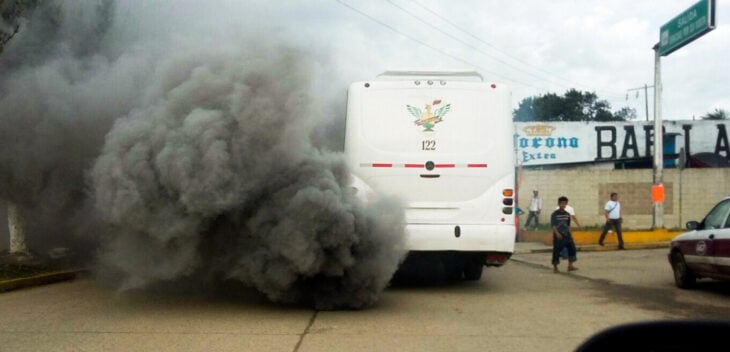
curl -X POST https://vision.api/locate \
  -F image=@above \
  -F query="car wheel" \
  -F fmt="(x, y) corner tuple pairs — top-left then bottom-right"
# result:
(671, 251), (696, 289)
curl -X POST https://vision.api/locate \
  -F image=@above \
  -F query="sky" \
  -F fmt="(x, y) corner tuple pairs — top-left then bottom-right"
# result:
(190, 0), (728, 121)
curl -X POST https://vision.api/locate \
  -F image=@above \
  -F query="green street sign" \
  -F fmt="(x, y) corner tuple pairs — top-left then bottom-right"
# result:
(658, 0), (716, 56)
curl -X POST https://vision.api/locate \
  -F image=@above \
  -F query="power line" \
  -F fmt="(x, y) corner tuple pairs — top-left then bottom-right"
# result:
(626, 84), (655, 121)
(406, 0), (627, 100)
(333, 0), (540, 89)
(384, 0), (561, 86)
(405, 1), (577, 88)
(335, 0), (631, 107)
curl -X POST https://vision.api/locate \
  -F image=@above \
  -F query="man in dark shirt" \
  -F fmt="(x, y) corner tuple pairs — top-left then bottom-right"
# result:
(551, 196), (578, 273)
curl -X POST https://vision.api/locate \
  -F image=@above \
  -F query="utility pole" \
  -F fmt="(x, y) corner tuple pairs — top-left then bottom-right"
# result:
(626, 84), (655, 121)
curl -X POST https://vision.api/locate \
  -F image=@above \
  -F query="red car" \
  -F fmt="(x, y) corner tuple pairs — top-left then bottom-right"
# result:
(669, 196), (730, 288)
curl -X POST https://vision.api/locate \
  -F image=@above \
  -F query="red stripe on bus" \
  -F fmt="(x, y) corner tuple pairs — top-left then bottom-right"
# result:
(372, 163), (393, 167)
(435, 164), (455, 168)
(405, 164), (424, 168)
(467, 164), (488, 168)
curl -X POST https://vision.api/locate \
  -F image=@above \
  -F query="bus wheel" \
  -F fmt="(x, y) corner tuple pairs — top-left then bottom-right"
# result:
(463, 257), (483, 281)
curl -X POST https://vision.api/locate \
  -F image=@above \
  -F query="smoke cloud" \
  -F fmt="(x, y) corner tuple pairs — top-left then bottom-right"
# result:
(1, 0), (406, 309)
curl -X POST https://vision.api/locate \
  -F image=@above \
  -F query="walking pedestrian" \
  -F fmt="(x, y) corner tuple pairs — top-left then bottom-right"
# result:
(551, 196), (578, 273)
(598, 192), (624, 249)
(557, 200), (581, 259)
(524, 189), (542, 230)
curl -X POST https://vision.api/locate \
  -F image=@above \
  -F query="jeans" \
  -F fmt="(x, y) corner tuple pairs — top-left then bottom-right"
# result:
(599, 219), (624, 248)
(525, 211), (539, 229)
(552, 233), (577, 265)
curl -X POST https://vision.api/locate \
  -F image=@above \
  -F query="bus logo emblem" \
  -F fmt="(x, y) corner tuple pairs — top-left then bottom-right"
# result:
(406, 99), (451, 132)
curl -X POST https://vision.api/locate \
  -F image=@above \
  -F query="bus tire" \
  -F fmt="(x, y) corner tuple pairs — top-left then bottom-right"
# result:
(463, 257), (483, 281)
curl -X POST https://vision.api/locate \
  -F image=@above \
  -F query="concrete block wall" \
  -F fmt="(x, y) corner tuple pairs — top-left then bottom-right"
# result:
(518, 168), (730, 230)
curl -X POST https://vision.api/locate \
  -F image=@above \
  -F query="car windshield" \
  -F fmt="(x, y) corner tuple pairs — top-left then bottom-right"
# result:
(702, 199), (730, 229)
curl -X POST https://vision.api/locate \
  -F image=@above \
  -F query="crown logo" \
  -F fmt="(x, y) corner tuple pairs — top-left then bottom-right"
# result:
(522, 124), (556, 136)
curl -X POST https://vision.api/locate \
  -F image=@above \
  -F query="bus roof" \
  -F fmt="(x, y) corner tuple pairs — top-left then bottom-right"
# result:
(376, 70), (484, 82)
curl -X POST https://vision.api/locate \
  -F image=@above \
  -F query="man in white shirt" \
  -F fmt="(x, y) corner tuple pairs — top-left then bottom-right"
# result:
(524, 189), (542, 230)
(598, 192), (624, 249)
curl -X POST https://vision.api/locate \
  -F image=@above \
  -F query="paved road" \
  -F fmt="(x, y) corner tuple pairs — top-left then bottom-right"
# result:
(1, 246), (728, 352)
(512, 245), (730, 317)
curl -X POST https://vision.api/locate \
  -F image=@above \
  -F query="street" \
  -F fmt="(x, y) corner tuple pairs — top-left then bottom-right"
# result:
(0, 247), (728, 352)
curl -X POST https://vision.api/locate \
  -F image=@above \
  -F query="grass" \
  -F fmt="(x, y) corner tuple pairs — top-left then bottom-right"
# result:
(0, 262), (51, 281)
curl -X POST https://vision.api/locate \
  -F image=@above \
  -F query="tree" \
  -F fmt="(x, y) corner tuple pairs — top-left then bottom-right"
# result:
(1, 0), (39, 260)
(513, 96), (536, 122)
(701, 108), (728, 120)
(613, 107), (638, 121)
(0, 0), (39, 54)
(7, 202), (30, 257)
(513, 89), (635, 122)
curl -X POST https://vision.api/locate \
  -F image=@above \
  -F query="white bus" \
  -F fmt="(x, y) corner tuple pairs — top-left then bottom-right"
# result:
(345, 70), (516, 281)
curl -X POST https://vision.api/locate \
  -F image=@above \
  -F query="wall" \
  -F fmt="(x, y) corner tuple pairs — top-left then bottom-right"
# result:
(518, 168), (730, 230)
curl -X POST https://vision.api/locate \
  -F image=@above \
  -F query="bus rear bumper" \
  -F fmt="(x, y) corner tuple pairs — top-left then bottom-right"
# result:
(405, 223), (516, 253)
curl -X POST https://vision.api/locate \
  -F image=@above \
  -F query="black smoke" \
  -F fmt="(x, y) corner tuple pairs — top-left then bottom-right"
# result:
(1, 0), (406, 309)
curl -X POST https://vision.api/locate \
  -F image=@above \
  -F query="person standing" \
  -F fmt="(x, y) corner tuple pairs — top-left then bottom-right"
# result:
(514, 206), (524, 242)
(598, 192), (624, 249)
(551, 196), (578, 273)
(524, 189), (542, 230)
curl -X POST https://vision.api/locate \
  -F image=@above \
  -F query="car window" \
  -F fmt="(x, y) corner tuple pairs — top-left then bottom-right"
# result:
(703, 199), (730, 229)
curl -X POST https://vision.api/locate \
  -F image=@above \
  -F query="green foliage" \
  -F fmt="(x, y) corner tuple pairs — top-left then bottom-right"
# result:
(701, 108), (728, 120)
(513, 89), (635, 122)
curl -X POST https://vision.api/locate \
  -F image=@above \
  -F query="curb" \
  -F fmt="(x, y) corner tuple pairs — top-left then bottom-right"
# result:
(515, 241), (671, 254)
(0, 269), (84, 293)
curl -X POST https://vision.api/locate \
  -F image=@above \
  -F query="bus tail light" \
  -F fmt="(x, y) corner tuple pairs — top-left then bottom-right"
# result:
(486, 254), (508, 265)
(502, 188), (514, 215)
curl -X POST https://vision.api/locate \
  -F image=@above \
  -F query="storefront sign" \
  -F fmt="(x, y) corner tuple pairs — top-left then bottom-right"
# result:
(514, 121), (730, 166)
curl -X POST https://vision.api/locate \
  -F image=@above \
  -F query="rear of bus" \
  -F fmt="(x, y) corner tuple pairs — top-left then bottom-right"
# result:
(344, 71), (516, 280)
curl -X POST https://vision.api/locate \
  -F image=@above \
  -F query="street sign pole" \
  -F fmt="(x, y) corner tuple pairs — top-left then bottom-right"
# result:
(653, 44), (663, 229)
(652, 0), (716, 229)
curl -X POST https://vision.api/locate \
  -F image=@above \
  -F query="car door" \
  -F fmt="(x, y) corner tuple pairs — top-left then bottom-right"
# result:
(691, 199), (730, 277)
(715, 201), (730, 277)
